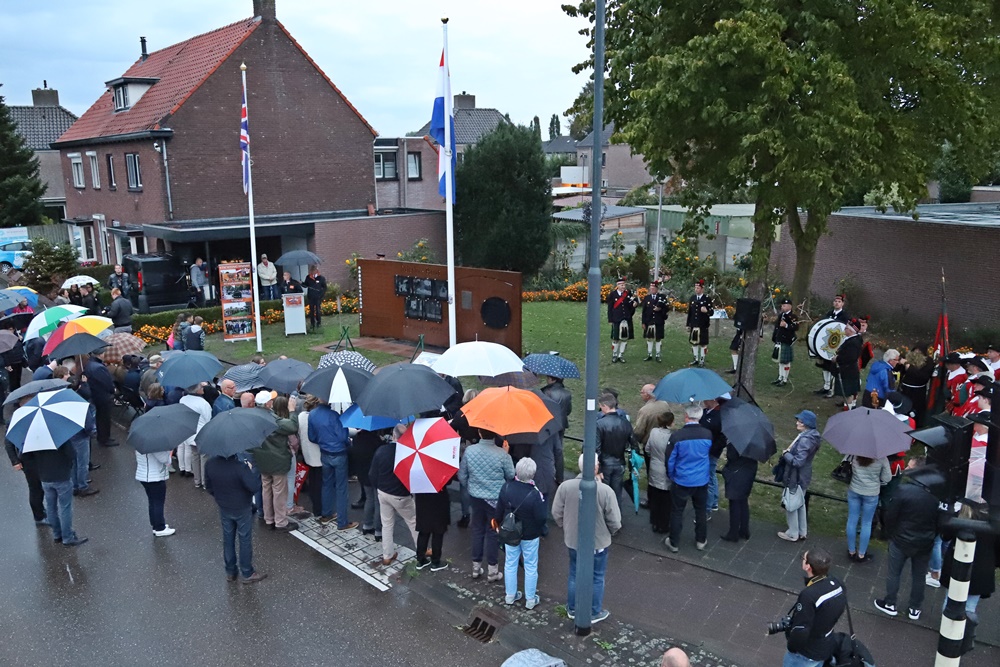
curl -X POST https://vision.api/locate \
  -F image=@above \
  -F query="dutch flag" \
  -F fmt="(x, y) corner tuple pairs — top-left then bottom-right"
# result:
(429, 50), (456, 203)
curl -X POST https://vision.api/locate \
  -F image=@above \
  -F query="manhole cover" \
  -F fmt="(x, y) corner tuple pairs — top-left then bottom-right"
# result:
(462, 606), (508, 643)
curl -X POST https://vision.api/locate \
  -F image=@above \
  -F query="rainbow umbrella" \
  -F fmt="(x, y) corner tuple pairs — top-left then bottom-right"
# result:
(43, 316), (113, 356)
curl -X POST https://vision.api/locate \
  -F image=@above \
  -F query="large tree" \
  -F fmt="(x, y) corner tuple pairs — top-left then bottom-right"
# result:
(0, 88), (47, 228)
(566, 0), (1000, 393)
(564, 80), (594, 140)
(455, 123), (553, 275)
(548, 113), (561, 140)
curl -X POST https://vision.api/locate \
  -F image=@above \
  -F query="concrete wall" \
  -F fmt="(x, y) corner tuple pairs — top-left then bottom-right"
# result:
(771, 213), (1000, 328)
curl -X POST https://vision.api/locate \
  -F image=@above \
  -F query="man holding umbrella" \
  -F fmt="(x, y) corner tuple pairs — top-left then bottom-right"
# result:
(541, 374), (572, 485)
(205, 451), (266, 583)
(85, 351), (117, 447)
(307, 399), (356, 530)
(302, 266), (327, 331)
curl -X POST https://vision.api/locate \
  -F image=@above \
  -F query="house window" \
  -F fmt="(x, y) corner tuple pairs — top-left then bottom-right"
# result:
(601, 152), (607, 167)
(87, 152), (100, 189)
(113, 85), (130, 111)
(125, 153), (142, 190)
(69, 153), (84, 188)
(407, 152), (422, 180)
(375, 152), (397, 180)
(106, 154), (117, 189)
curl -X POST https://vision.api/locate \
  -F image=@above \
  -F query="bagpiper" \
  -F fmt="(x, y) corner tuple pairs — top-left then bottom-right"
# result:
(686, 279), (712, 366)
(607, 277), (637, 363)
(771, 297), (799, 386)
(641, 281), (670, 362)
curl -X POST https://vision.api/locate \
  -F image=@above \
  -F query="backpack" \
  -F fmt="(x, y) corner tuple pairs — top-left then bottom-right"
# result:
(828, 587), (875, 667)
(497, 483), (534, 547)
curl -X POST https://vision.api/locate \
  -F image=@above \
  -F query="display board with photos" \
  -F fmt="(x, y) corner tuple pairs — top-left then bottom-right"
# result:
(219, 261), (256, 341)
(395, 274), (446, 323)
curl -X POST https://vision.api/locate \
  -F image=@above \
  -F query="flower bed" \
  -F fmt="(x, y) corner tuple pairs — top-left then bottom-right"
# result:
(521, 280), (735, 316)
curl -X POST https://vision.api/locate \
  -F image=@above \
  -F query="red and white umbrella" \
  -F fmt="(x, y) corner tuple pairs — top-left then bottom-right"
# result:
(393, 417), (460, 493)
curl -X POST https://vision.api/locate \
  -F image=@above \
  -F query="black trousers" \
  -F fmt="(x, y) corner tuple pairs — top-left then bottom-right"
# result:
(726, 497), (751, 539)
(8, 363), (23, 392)
(669, 483), (708, 545)
(417, 531), (444, 564)
(94, 397), (113, 444)
(23, 466), (45, 522)
(306, 466), (323, 515)
(308, 298), (322, 327)
(647, 485), (671, 533)
(141, 480), (167, 531)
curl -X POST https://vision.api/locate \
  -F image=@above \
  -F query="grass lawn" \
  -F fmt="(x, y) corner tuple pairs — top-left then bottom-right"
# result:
(188, 301), (857, 538)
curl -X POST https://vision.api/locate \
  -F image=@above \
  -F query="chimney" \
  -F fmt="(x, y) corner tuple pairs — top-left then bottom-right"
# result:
(252, 0), (276, 21)
(454, 91), (476, 110)
(140, 36), (148, 61)
(31, 81), (59, 107)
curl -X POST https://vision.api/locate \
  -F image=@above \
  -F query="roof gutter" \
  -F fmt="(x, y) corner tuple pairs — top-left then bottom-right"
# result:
(52, 128), (173, 149)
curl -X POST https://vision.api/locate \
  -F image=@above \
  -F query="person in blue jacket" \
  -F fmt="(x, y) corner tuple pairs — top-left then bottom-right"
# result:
(862, 349), (900, 408)
(664, 403), (713, 553)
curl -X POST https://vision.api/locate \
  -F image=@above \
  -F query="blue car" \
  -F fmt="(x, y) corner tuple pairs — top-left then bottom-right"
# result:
(0, 240), (32, 274)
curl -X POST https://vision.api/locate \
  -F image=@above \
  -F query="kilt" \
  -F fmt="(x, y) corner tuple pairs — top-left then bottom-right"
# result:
(835, 370), (861, 397)
(610, 319), (634, 341)
(689, 326), (709, 346)
(643, 321), (665, 341)
(778, 343), (794, 364)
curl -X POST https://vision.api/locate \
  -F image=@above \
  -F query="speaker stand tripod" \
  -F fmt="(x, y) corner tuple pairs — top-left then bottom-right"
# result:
(732, 323), (760, 408)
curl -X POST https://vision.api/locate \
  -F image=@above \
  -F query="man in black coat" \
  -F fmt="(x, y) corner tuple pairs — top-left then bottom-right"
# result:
(279, 271), (303, 294)
(784, 548), (846, 665)
(771, 298), (799, 387)
(20, 443), (88, 546)
(641, 281), (669, 362)
(831, 319), (863, 407)
(5, 433), (46, 525)
(606, 278), (636, 364)
(814, 294), (850, 395)
(80, 284), (99, 316)
(84, 351), (117, 447)
(541, 375), (572, 484)
(302, 266), (327, 330)
(686, 279), (711, 367)
(205, 454), (266, 584)
(106, 288), (134, 333)
(596, 392), (636, 513)
(874, 460), (942, 621)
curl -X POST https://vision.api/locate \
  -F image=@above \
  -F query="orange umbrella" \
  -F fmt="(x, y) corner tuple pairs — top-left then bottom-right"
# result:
(42, 317), (113, 356)
(460, 386), (555, 436)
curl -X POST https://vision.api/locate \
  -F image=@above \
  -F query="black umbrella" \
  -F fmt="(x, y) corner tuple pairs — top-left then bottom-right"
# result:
(356, 363), (456, 420)
(196, 408), (278, 458)
(275, 250), (322, 266)
(257, 358), (313, 394)
(719, 397), (776, 462)
(222, 362), (265, 393)
(300, 363), (373, 404)
(3, 378), (70, 406)
(47, 332), (108, 360)
(160, 351), (223, 388)
(0, 313), (33, 332)
(127, 404), (201, 454)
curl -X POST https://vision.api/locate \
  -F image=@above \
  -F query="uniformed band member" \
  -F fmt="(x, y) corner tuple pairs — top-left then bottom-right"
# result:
(686, 279), (712, 367)
(943, 352), (968, 415)
(814, 294), (850, 396)
(986, 343), (1000, 380)
(771, 298), (799, 386)
(641, 281), (669, 362)
(832, 318), (863, 408)
(782, 548), (846, 666)
(607, 278), (637, 363)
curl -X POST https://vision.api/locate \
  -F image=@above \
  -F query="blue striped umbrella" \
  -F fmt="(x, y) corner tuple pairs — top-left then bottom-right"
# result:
(340, 403), (402, 431)
(7, 388), (89, 453)
(522, 353), (581, 380)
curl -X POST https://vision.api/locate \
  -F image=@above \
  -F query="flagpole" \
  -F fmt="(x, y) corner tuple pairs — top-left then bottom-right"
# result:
(442, 18), (457, 348)
(241, 62), (264, 353)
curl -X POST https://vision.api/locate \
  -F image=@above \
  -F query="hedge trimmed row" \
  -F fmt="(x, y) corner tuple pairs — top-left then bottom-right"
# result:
(132, 299), (284, 329)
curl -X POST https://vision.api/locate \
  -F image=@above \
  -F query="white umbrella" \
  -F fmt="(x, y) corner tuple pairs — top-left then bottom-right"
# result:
(24, 305), (88, 341)
(393, 417), (460, 493)
(7, 389), (89, 453)
(432, 341), (524, 378)
(61, 275), (100, 289)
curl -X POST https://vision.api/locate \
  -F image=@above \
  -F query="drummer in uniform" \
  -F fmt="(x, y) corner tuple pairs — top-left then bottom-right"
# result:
(686, 279), (712, 367)
(814, 294), (850, 396)
(641, 281), (669, 362)
(607, 277), (637, 363)
(771, 297), (798, 386)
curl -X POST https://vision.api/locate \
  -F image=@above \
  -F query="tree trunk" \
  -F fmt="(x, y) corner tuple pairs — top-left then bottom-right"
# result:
(786, 207), (826, 311)
(739, 196), (778, 399)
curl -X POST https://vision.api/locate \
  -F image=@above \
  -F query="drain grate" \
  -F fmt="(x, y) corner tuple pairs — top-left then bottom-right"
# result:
(461, 606), (507, 643)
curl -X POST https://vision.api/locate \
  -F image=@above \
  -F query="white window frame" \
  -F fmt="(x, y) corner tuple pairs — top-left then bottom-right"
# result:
(113, 85), (129, 111)
(69, 153), (84, 188)
(125, 153), (142, 190)
(374, 151), (397, 180)
(406, 152), (421, 180)
(106, 154), (117, 189)
(87, 151), (100, 189)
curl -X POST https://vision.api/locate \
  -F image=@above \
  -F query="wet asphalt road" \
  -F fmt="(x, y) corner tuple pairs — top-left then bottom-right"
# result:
(0, 432), (506, 667)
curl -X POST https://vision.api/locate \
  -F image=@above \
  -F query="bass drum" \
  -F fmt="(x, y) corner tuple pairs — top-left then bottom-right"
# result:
(807, 318), (848, 360)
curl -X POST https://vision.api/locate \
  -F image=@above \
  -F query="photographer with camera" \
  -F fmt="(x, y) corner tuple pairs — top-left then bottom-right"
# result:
(774, 547), (845, 667)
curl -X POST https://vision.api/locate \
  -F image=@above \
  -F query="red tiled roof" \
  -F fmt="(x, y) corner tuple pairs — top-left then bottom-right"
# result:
(56, 18), (260, 144)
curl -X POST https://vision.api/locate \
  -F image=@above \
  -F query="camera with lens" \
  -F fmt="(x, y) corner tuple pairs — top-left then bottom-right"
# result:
(766, 615), (792, 635)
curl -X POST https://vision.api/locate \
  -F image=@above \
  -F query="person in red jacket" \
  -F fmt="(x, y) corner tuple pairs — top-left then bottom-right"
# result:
(942, 352), (968, 414)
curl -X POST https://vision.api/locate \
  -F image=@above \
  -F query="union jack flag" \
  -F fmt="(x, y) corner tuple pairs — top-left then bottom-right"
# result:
(240, 87), (250, 195)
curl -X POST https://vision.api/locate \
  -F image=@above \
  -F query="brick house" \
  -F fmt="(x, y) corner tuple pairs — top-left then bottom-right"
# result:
(52, 0), (443, 288)
(576, 123), (654, 195)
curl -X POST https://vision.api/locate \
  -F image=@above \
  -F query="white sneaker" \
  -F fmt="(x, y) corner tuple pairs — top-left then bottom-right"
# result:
(925, 573), (941, 588)
(153, 526), (176, 537)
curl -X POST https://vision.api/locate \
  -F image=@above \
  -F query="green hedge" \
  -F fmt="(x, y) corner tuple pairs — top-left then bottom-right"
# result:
(77, 264), (115, 285)
(132, 299), (283, 328)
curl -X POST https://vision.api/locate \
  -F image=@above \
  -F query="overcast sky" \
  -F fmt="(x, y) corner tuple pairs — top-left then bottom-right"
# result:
(1, 0), (592, 137)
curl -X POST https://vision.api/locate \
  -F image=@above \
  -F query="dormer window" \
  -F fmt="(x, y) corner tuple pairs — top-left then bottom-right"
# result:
(113, 85), (130, 111)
